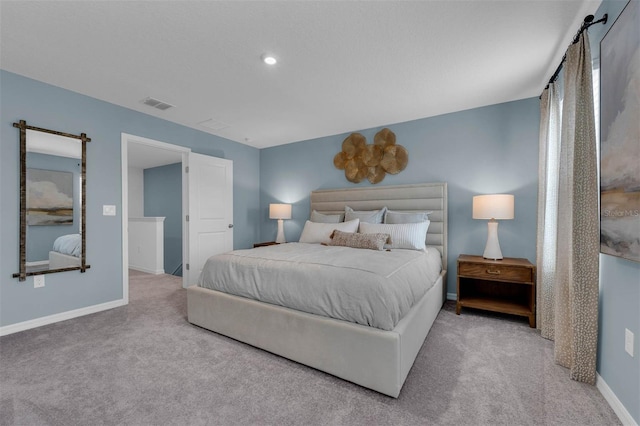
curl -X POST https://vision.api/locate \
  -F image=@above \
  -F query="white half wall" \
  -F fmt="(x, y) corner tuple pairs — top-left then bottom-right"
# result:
(128, 217), (165, 274)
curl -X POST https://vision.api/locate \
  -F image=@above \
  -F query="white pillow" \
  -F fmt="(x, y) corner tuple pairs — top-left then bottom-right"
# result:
(299, 219), (360, 244)
(344, 206), (387, 223)
(359, 221), (430, 250)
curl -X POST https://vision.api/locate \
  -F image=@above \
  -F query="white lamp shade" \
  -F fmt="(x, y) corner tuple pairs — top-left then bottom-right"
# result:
(472, 194), (514, 220)
(269, 203), (292, 220)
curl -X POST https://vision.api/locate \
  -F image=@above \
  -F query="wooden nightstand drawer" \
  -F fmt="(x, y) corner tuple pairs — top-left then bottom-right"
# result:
(458, 263), (533, 283)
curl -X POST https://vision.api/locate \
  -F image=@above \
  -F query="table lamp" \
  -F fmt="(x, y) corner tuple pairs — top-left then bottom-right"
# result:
(269, 203), (292, 243)
(472, 194), (514, 260)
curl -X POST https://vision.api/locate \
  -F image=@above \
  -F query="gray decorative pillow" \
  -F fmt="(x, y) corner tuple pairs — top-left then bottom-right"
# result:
(327, 229), (390, 251)
(344, 206), (387, 224)
(384, 210), (432, 224)
(310, 210), (344, 223)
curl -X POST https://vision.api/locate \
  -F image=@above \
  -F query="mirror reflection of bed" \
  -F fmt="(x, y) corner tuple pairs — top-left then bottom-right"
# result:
(48, 234), (82, 269)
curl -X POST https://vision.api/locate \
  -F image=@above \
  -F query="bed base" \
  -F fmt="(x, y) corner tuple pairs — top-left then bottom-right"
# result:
(48, 250), (81, 269)
(187, 270), (445, 398)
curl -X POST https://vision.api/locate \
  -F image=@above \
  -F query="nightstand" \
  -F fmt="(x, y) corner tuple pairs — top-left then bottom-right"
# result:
(253, 241), (279, 248)
(456, 254), (536, 327)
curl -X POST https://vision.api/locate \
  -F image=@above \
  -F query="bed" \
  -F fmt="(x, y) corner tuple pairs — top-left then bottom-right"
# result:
(187, 182), (448, 397)
(48, 234), (81, 269)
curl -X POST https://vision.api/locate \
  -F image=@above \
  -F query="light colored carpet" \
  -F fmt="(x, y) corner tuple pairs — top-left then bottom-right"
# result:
(0, 270), (620, 425)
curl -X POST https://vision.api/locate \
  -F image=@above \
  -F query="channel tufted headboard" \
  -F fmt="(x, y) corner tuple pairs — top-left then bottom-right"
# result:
(310, 182), (448, 271)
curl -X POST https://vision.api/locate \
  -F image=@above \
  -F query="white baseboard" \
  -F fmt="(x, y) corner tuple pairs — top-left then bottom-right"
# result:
(446, 292), (457, 301)
(0, 298), (127, 337)
(596, 373), (638, 426)
(129, 265), (165, 275)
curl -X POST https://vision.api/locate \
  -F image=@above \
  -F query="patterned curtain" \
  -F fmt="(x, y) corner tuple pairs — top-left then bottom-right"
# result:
(536, 33), (600, 384)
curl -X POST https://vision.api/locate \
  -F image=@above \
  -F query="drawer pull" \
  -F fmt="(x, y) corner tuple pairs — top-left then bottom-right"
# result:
(486, 269), (501, 275)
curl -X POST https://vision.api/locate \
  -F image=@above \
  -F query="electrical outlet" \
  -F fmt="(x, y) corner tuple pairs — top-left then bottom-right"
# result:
(625, 329), (634, 357)
(34, 275), (45, 288)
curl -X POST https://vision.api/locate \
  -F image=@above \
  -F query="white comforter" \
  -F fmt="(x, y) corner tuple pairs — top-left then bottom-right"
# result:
(197, 243), (442, 330)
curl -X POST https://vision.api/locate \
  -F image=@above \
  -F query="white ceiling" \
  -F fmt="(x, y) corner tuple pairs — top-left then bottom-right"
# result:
(127, 142), (183, 170)
(1, 0), (601, 149)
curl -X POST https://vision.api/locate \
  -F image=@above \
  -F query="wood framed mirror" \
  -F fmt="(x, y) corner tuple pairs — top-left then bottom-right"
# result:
(12, 120), (91, 281)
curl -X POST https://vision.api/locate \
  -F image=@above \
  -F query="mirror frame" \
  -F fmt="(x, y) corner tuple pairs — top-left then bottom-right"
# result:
(12, 120), (91, 281)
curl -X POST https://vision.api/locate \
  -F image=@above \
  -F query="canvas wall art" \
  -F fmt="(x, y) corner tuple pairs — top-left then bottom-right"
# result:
(27, 168), (74, 225)
(599, 0), (640, 263)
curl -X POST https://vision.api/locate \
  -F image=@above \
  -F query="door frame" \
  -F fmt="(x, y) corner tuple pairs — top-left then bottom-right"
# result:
(121, 133), (190, 303)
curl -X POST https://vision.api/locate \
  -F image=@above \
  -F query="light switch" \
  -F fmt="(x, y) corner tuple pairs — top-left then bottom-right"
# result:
(625, 329), (634, 357)
(103, 205), (116, 216)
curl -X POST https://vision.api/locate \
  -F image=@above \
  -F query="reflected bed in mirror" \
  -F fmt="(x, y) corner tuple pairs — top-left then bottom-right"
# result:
(12, 120), (91, 281)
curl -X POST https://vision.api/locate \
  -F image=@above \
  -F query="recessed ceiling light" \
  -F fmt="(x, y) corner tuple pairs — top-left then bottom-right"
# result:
(262, 54), (277, 65)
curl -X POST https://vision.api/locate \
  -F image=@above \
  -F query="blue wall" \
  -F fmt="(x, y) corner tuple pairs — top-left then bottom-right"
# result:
(144, 163), (183, 276)
(590, 0), (640, 423)
(0, 70), (261, 327)
(260, 97), (540, 295)
(25, 153), (81, 261)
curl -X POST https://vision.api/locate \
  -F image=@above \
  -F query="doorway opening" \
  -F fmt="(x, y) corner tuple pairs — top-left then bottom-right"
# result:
(121, 134), (190, 303)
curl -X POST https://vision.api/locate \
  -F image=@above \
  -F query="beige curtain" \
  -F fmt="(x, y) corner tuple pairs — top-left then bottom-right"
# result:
(537, 33), (600, 384)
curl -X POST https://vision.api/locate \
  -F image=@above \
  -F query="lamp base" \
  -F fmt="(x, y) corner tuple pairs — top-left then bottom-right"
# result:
(275, 219), (286, 243)
(483, 219), (503, 260)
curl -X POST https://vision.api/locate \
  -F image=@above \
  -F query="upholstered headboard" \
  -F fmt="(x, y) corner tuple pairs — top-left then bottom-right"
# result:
(310, 183), (448, 270)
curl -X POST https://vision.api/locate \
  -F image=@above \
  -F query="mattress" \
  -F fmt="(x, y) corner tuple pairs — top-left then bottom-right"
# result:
(197, 243), (442, 331)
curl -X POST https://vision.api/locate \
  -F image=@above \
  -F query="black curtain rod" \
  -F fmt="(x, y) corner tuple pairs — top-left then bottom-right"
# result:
(542, 13), (608, 93)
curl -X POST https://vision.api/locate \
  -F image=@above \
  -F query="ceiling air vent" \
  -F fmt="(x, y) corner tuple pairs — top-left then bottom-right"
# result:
(141, 97), (174, 111)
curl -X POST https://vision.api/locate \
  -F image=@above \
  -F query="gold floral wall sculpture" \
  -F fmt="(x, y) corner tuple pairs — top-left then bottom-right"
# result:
(333, 128), (408, 184)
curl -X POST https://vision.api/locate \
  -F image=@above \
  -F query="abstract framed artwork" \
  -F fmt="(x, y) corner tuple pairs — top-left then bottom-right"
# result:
(26, 168), (74, 226)
(599, 0), (640, 263)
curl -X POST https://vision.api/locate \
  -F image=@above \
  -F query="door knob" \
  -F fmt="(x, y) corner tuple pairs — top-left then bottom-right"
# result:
(228, 224), (234, 228)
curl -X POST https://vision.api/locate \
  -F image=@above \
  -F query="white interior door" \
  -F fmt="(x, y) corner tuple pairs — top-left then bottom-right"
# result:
(186, 153), (233, 286)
